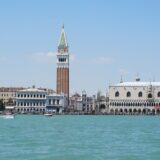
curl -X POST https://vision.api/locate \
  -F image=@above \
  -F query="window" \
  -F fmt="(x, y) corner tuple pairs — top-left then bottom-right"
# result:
(148, 93), (152, 98)
(59, 58), (66, 62)
(115, 91), (119, 97)
(126, 91), (131, 97)
(138, 92), (143, 97)
(158, 92), (160, 97)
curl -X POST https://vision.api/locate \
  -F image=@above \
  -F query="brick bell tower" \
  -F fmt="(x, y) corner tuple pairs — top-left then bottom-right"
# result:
(56, 25), (69, 100)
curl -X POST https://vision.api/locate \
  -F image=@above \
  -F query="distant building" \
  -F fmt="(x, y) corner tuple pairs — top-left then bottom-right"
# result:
(46, 93), (68, 113)
(39, 88), (55, 95)
(69, 91), (95, 113)
(0, 87), (24, 105)
(95, 91), (108, 113)
(56, 25), (69, 100)
(109, 77), (160, 114)
(69, 93), (82, 112)
(82, 91), (95, 113)
(0, 86), (55, 106)
(15, 87), (66, 113)
(15, 88), (47, 113)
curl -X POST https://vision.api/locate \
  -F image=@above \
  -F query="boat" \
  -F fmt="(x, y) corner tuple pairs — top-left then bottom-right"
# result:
(44, 113), (53, 116)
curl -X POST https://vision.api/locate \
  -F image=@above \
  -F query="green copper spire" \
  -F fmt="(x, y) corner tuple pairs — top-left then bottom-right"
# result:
(58, 24), (68, 47)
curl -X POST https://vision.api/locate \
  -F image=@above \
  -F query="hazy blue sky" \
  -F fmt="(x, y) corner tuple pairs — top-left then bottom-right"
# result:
(0, 0), (160, 95)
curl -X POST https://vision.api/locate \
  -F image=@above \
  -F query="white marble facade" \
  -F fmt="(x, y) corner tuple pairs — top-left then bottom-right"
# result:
(15, 88), (66, 113)
(109, 80), (160, 114)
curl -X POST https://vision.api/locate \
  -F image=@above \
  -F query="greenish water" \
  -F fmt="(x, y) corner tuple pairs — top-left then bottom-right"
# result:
(0, 115), (160, 160)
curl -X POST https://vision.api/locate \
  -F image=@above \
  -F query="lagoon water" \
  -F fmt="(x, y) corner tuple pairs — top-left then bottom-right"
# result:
(0, 115), (160, 160)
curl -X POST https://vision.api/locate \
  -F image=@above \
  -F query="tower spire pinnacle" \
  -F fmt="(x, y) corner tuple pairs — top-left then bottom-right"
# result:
(58, 24), (68, 49)
(135, 72), (140, 82)
(120, 75), (123, 83)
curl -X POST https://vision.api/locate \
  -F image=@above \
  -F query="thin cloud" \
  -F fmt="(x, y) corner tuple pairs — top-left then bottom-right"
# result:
(31, 52), (76, 63)
(46, 52), (56, 57)
(31, 52), (56, 62)
(91, 56), (114, 64)
(70, 54), (76, 62)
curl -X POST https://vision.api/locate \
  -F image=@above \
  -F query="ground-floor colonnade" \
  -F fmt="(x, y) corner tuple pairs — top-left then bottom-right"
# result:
(109, 108), (160, 115)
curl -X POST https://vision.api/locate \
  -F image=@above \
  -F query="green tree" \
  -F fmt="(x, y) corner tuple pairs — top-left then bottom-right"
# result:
(0, 99), (5, 111)
(7, 98), (14, 106)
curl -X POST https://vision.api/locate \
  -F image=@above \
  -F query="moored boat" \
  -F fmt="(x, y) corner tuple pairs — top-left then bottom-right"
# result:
(44, 113), (53, 116)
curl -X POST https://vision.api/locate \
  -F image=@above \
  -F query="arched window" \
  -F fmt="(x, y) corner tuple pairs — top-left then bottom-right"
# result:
(126, 91), (131, 97)
(157, 92), (160, 97)
(138, 92), (143, 97)
(148, 93), (152, 98)
(115, 91), (119, 97)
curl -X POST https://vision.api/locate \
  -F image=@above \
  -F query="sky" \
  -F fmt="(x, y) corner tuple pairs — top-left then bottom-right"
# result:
(0, 0), (160, 95)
